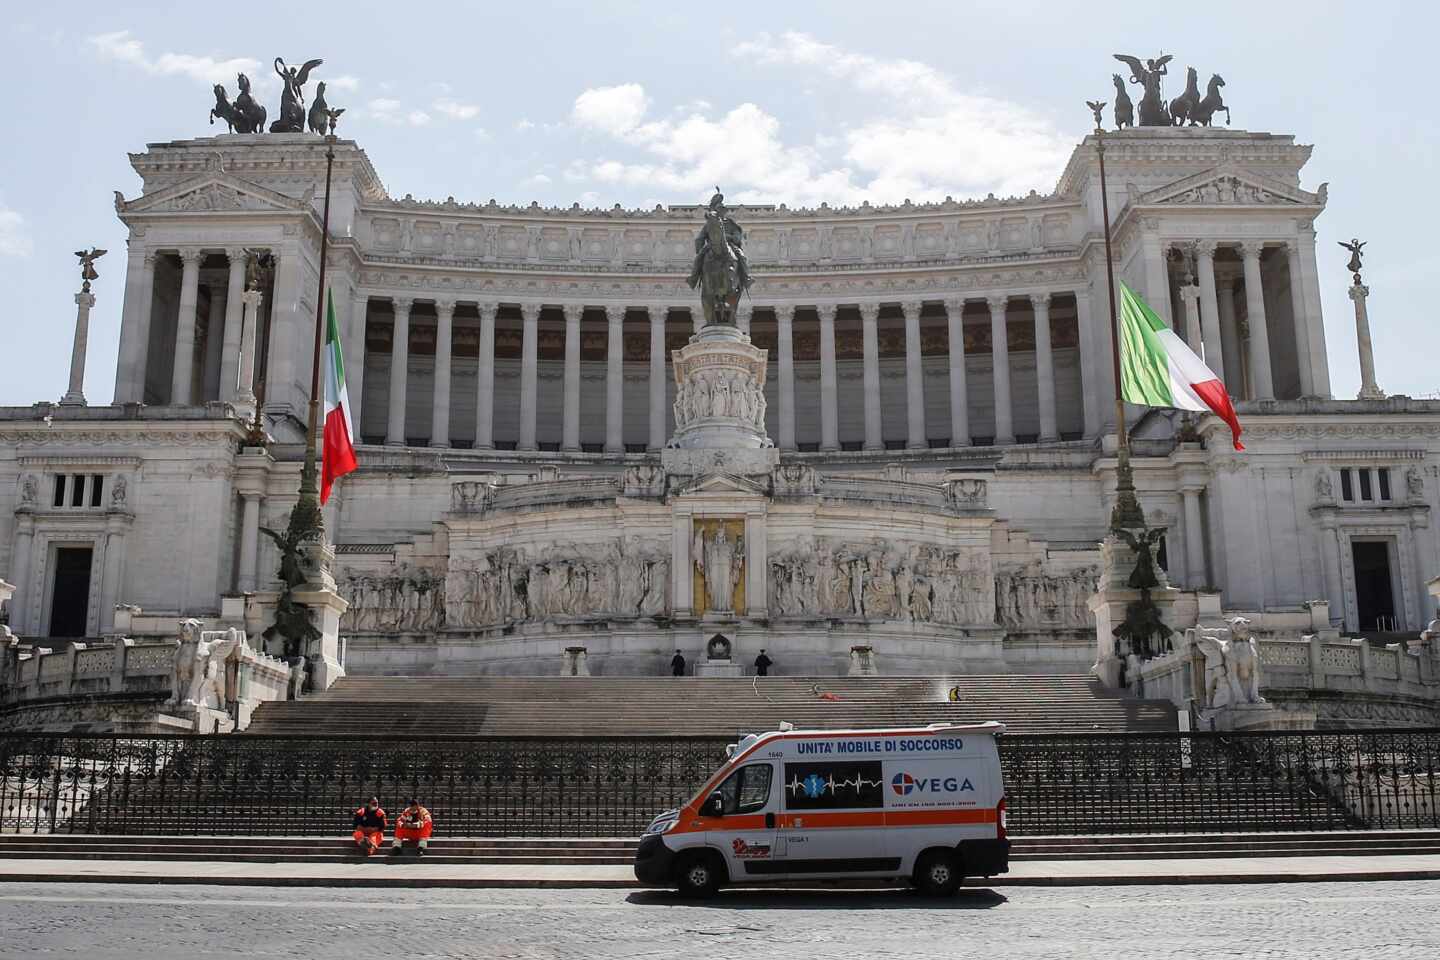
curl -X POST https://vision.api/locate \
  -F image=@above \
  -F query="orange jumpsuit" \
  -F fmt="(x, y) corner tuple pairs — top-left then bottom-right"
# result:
(352, 805), (387, 854)
(393, 805), (434, 848)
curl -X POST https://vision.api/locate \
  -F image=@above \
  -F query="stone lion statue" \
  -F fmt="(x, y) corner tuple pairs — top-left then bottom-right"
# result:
(1191, 615), (1264, 710)
(170, 622), (246, 709)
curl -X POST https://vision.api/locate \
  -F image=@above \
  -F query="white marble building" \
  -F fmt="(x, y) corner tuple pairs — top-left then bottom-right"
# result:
(1, 126), (1436, 678)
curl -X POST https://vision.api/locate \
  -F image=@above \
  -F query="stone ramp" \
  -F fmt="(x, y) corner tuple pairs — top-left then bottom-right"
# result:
(245, 675), (1179, 736)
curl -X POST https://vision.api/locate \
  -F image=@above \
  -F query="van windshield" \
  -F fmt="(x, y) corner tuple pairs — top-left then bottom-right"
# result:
(716, 763), (773, 815)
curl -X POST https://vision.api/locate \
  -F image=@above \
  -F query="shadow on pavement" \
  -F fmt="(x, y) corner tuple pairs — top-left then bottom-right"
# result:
(626, 887), (1007, 910)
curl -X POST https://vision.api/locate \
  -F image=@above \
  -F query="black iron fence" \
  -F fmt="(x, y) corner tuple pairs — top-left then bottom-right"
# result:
(1, 728), (1437, 837)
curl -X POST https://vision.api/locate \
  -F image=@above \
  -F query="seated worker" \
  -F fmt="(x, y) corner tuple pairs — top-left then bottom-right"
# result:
(391, 799), (434, 856)
(352, 796), (387, 856)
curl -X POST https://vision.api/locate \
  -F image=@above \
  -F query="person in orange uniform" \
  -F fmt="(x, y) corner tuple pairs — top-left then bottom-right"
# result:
(391, 799), (434, 856)
(352, 796), (387, 856)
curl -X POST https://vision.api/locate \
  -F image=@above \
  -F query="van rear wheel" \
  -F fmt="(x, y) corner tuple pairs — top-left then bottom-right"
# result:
(914, 850), (962, 897)
(675, 852), (722, 898)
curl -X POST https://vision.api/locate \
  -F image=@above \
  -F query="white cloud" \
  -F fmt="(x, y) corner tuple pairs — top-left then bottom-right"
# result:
(562, 32), (1071, 205)
(0, 203), (32, 257)
(407, 110), (432, 126)
(366, 99), (431, 127)
(572, 84), (649, 136)
(524, 173), (553, 186)
(473, 127), (492, 142)
(515, 118), (536, 131)
(327, 75), (361, 92)
(85, 30), (262, 87)
(434, 98), (480, 120)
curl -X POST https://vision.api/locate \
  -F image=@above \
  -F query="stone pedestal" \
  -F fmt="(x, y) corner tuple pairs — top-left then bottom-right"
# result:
(563, 646), (590, 677)
(695, 658), (745, 678)
(662, 324), (778, 477)
(292, 541), (348, 690)
(848, 644), (879, 676)
(1200, 701), (1315, 732)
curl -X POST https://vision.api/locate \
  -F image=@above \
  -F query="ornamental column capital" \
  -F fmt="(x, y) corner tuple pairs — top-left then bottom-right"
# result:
(943, 297), (965, 316)
(178, 246), (204, 266)
(561, 303), (583, 322)
(815, 303), (838, 323)
(986, 294), (1009, 313)
(224, 246), (248, 263)
(775, 304), (796, 324)
(1237, 240), (1266, 260)
(392, 296), (414, 315)
(1028, 292), (1052, 310)
(858, 302), (880, 323)
(1194, 240), (1220, 258)
(899, 299), (923, 316)
(518, 301), (541, 321)
(434, 298), (456, 316)
(603, 304), (624, 324)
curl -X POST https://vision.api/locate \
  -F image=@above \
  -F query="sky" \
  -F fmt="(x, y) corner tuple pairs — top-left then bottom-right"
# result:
(0, 1), (1434, 406)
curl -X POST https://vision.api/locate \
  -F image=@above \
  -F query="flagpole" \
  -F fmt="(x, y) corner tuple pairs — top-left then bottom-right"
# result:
(287, 117), (340, 546)
(1089, 102), (1146, 531)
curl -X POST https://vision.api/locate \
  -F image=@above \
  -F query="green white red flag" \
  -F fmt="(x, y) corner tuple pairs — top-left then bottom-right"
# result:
(320, 289), (358, 503)
(1118, 282), (1244, 451)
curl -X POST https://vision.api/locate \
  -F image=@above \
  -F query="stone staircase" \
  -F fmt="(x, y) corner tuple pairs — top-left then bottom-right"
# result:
(245, 675), (1179, 737)
(2, 831), (1436, 865)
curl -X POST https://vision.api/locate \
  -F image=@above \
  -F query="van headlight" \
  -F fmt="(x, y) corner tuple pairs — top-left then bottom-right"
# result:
(643, 812), (680, 836)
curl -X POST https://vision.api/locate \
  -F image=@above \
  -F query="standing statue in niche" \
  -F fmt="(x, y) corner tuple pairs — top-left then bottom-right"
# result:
(694, 525), (744, 613)
(269, 57), (324, 133)
(687, 188), (753, 327)
(1114, 54), (1173, 127)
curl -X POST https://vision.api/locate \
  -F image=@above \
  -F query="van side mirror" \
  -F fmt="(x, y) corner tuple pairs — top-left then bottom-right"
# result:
(703, 791), (724, 818)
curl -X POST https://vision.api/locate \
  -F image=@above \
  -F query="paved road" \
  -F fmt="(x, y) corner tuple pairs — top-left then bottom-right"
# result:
(0, 880), (1435, 959)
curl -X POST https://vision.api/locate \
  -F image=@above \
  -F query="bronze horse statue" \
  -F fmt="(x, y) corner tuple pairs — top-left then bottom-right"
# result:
(1170, 67), (1201, 125)
(210, 84), (238, 132)
(1112, 74), (1134, 129)
(1192, 74), (1230, 127)
(232, 73), (267, 133)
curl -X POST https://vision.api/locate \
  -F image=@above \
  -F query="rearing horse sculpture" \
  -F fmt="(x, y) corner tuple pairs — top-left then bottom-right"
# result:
(1192, 74), (1230, 127)
(1170, 66), (1201, 126)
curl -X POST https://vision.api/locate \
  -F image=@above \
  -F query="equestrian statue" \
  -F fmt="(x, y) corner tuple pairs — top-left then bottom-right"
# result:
(687, 187), (753, 327)
(1111, 74), (1134, 129)
(1192, 74), (1230, 127)
(1169, 66), (1201, 126)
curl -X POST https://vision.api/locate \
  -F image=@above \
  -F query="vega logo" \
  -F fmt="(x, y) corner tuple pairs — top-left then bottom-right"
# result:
(891, 772), (974, 795)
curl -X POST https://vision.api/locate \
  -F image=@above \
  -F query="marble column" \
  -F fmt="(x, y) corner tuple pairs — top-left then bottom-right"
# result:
(265, 246), (301, 416)
(171, 248), (203, 405)
(1284, 240), (1316, 396)
(99, 514), (131, 634)
(817, 304), (840, 452)
(114, 248), (157, 404)
(561, 303), (582, 451)
(1217, 272), (1243, 398)
(431, 299), (454, 447)
(776, 305), (797, 451)
(1141, 226), (1173, 329)
(60, 289), (96, 406)
(1239, 242), (1275, 400)
(237, 494), (262, 593)
(860, 303), (883, 450)
(902, 299), (926, 449)
(10, 515), (35, 634)
(385, 297), (412, 446)
(988, 296), (1015, 444)
(201, 281), (227, 402)
(1180, 282), (1203, 357)
(474, 302), (496, 449)
(648, 304), (667, 450)
(1181, 483), (1207, 588)
(345, 291), (366, 428)
(1195, 242), (1226, 383)
(1350, 282), (1384, 399)
(1075, 288), (1103, 436)
(605, 305), (624, 454)
(1296, 222), (1332, 398)
(518, 302), (540, 451)
(1031, 293), (1058, 442)
(237, 289), (261, 407)
(219, 249), (247, 402)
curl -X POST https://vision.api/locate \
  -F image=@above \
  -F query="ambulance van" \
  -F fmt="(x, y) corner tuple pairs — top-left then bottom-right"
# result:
(634, 722), (1009, 896)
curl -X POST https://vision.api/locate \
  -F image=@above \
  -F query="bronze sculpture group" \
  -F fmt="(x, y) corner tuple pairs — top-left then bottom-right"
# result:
(208, 57), (338, 135)
(687, 188), (753, 327)
(1112, 54), (1229, 129)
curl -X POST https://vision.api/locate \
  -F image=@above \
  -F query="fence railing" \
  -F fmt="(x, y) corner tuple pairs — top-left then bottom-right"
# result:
(1, 728), (1436, 837)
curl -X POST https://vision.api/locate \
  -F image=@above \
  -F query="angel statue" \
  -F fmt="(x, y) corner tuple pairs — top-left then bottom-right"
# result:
(269, 57), (323, 133)
(1339, 238), (1366, 279)
(1114, 53), (1173, 126)
(1112, 525), (1167, 592)
(75, 247), (107, 291)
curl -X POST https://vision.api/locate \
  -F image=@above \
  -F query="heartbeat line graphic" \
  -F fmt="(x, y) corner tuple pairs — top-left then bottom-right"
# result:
(786, 773), (883, 799)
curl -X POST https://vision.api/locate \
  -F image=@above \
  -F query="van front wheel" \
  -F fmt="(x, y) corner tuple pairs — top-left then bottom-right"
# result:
(913, 850), (962, 897)
(675, 852), (722, 898)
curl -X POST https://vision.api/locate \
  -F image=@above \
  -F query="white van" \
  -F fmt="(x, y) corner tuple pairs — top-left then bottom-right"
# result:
(634, 722), (1009, 896)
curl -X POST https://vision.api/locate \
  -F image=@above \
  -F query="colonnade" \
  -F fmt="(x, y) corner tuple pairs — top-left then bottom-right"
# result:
(361, 292), (1091, 452)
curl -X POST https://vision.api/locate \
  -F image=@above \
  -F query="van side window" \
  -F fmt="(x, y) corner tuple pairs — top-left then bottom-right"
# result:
(784, 761), (885, 810)
(717, 763), (773, 815)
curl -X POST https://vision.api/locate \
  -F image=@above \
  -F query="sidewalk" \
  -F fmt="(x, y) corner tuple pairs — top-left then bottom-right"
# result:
(0, 854), (1437, 888)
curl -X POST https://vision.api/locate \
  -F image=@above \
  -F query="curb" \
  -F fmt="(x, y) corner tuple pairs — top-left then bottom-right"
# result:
(1, 869), (1438, 889)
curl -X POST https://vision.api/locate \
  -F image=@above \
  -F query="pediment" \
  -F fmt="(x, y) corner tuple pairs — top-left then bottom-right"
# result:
(671, 472), (769, 497)
(118, 173), (309, 217)
(1141, 164), (1324, 208)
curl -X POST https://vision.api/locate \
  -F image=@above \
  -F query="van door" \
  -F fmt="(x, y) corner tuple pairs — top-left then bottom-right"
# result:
(778, 760), (896, 876)
(703, 761), (785, 881)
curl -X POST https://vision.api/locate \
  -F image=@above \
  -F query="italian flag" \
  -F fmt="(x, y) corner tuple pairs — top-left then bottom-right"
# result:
(320, 289), (358, 504)
(1119, 283), (1245, 451)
